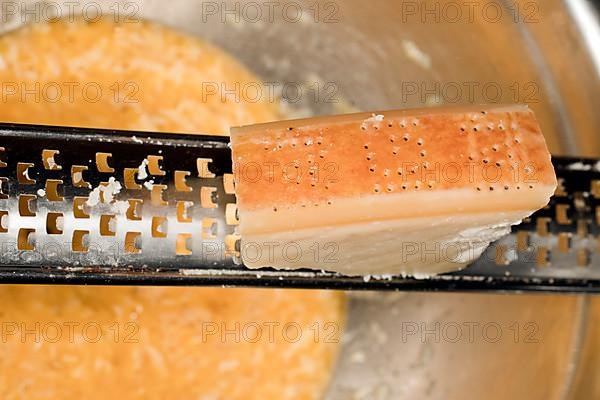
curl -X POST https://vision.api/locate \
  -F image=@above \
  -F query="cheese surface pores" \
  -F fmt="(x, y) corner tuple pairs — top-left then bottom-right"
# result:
(231, 105), (558, 276)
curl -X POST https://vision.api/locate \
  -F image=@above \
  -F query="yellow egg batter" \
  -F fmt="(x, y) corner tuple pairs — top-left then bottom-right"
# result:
(0, 18), (345, 400)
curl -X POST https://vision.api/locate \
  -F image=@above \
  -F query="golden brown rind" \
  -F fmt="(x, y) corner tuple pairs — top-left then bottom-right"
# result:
(232, 104), (557, 214)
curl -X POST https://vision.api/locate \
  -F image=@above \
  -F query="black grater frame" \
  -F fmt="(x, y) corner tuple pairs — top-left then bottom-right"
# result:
(0, 123), (599, 293)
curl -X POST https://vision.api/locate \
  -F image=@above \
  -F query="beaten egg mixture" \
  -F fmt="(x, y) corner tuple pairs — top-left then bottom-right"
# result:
(0, 18), (345, 400)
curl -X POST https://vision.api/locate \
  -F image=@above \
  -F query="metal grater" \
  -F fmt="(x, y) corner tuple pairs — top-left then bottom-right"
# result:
(0, 123), (599, 293)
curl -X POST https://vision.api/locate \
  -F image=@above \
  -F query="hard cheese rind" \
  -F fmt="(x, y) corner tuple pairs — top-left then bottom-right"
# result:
(230, 105), (557, 276)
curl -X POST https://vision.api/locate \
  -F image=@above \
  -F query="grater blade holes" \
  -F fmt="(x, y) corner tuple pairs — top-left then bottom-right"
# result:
(150, 185), (168, 207)
(72, 230), (89, 252)
(42, 149), (62, 170)
(124, 232), (142, 254)
(17, 163), (35, 185)
(202, 218), (218, 240)
(223, 173), (235, 194)
(95, 152), (114, 173)
(124, 168), (142, 190)
(176, 201), (193, 223)
(99, 215), (116, 236)
(225, 203), (239, 226)
(126, 199), (143, 221)
(45, 179), (64, 202)
(46, 212), (63, 235)
(147, 155), (165, 176)
(0, 147), (7, 168)
(176, 233), (192, 256)
(0, 177), (8, 199)
(197, 158), (216, 179)
(174, 170), (192, 192)
(0, 211), (8, 233)
(18, 194), (36, 217)
(151, 216), (168, 238)
(200, 187), (217, 209)
(17, 228), (35, 250)
(73, 197), (90, 219)
(71, 166), (91, 188)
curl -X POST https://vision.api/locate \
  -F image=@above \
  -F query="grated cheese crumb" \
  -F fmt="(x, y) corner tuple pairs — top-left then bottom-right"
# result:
(360, 114), (384, 130)
(567, 162), (592, 171)
(143, 179), (155, 190)
(137, 159), (149, 180)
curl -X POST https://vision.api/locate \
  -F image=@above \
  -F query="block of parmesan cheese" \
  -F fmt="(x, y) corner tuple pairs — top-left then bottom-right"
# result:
(230, 105), (557, 277)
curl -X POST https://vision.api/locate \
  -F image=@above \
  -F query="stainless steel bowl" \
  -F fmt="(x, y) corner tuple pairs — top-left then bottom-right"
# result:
(137, 2), (599, 398)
